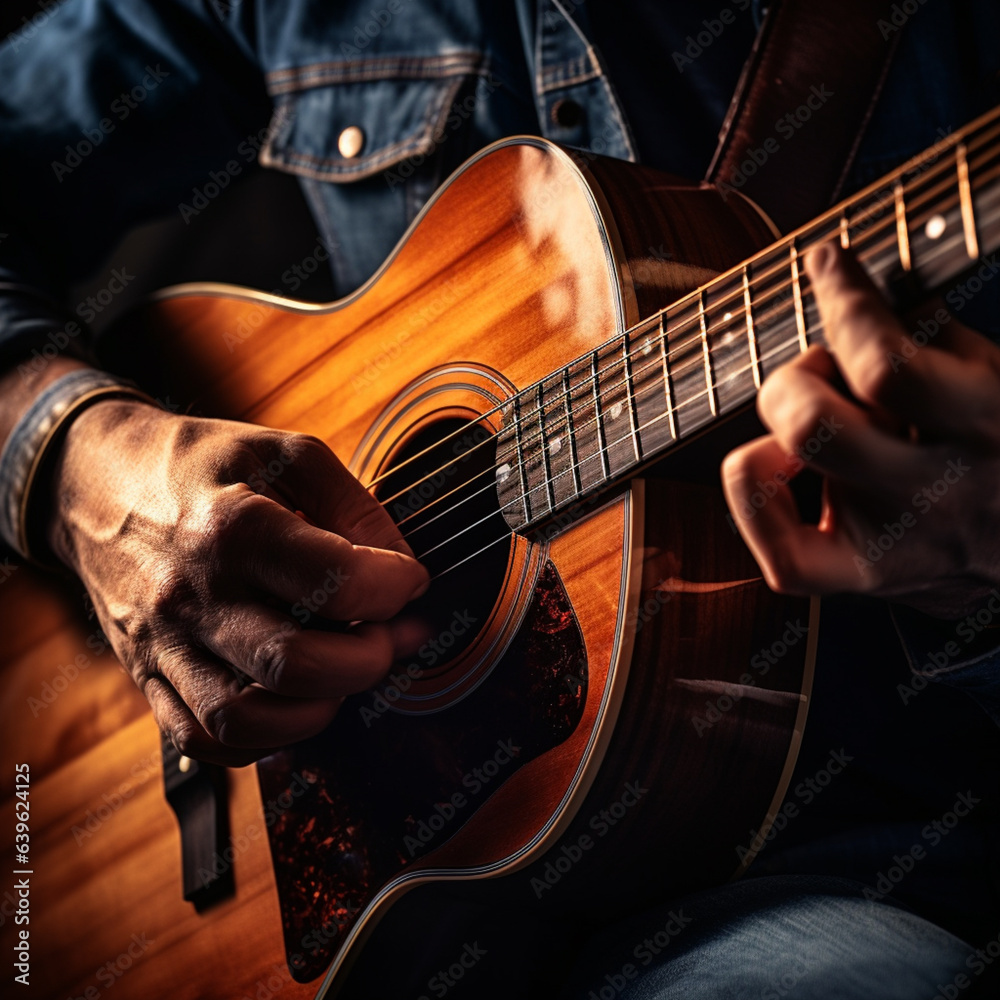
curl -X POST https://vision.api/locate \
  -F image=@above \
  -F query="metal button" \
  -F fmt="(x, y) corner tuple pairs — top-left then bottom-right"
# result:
(338, 125), (365, 159)
(550, 99), (583, 129)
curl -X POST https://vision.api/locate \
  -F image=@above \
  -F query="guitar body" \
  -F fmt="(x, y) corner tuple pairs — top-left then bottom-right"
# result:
(0, 138), (815, 998)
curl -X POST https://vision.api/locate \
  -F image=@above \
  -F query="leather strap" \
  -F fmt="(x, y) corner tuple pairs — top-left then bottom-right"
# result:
(707, 0), (903, 233)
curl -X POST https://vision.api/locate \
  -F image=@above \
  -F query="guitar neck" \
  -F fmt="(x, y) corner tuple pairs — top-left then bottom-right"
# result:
(497, 104), (1000, 531)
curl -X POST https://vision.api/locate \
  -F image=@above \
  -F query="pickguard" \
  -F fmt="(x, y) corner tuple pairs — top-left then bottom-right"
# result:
(257, 558), (587, 982)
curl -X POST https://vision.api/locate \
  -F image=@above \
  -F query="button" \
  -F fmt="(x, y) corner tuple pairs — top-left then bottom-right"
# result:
(550, 99), (583, 129)
(338, 126), (365, 158)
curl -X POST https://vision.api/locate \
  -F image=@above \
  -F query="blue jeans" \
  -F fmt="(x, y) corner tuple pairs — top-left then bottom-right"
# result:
(562, 875), (988, 1000)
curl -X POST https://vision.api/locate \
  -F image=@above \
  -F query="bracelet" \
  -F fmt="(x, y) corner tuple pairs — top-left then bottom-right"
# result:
(0, 369), (158, 565)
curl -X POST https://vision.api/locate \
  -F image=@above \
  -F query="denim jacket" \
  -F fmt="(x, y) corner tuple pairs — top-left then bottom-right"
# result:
(1, 0), (1000, 721)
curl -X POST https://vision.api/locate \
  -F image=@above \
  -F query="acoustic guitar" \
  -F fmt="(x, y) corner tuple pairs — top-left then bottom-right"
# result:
(2, 102), (998, 999)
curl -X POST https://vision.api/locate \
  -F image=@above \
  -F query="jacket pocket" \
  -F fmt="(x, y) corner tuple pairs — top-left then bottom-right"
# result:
(260, 52), (486, 183)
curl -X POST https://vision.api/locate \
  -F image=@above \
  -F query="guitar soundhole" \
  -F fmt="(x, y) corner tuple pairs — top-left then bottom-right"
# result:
(373, 416), (511, 673)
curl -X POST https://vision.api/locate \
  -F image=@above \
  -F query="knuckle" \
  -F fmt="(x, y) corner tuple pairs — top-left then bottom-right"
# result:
(167, 719), (201, 759)
(253, 633), (294, 691)
(282, 432), (333, 469)
(146, 564), (198, 621)
(202, 699), (237, 746)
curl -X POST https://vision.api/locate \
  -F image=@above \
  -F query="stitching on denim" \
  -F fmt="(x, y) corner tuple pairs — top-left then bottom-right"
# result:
(265, 52), (483, 95)
(259, 74), (467, 183)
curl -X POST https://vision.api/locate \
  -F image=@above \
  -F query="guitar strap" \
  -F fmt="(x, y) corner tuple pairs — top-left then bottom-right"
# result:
(707, 0), (903, 233)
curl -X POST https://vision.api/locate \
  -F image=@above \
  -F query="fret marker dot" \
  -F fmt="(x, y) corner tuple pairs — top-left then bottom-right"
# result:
(723, 311), (733, 322)
(610, 402), (624, 420)
(496, 463), (511, 483)
(550, 436), (562, 455)
(642, 338), (653, 355)
(924, 214), (947, 240)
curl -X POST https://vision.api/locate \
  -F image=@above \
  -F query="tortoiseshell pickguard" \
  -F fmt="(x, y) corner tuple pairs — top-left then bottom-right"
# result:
(256, 559), (587, 982)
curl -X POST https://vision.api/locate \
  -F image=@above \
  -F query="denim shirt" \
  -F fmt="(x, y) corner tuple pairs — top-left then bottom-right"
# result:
(1, 0), (1000, 725)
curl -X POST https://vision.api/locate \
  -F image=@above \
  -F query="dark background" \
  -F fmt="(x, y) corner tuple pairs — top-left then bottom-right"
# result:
(2, 0), (337, 342)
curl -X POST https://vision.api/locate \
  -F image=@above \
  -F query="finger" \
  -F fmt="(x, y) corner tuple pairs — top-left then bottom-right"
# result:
(757, 345), (919, 495)
(155, 645), (342, 750)
(142, 674), (277, 767)
(258, 433), (416, 555)
(199, 601), (398, 697)
(721, 435), (873, 595)
(803, 242), (997, 434)
(226, 492), (429, 622)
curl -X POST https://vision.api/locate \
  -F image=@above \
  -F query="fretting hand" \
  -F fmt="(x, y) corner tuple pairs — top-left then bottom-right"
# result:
(721, 241), (1000, 619)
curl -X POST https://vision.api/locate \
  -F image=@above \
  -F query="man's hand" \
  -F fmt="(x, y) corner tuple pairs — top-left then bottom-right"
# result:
(46, 400), (429, 765)
(722, 241), (1000, 619)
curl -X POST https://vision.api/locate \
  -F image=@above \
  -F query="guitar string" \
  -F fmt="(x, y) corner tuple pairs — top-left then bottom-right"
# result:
(402, 178), (1000, 561)
(392, 167), (1000, 548)
(416, 197), (1000, 576)
(363, 117), (1000, 505)
(374, 134), (1000, 530)
(392, 180), (972, 542)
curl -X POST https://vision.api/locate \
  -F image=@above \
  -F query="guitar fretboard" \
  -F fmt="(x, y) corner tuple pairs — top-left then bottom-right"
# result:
(496, 105), (1000, 531)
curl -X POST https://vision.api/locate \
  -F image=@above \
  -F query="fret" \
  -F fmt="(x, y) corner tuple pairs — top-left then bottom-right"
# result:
(512, 393), (541, 523)
(494, 403), (529, 529)
(537, 372), (578, 508)
(956, 142), (980, 259)
(621, 332), (642, 463)
(893, 181), (912, 272)
(702, 271), (756, 413)
(590, 352), (610, 483)
(595, 340), (636, 477)
(565, 354), (605, 493)
(535, 382), (556, 512)
(839, 210), (851, 249)
(659, 312), (678, 439)
(900, 160), (967, 291)
(665, 295), (716, 438)
(789, 241), (809, 353)
(697, 290), (718, 416)
(743, 266), (761, 389)
(561, 368), (581, 497)
(630, 315), (675, 460)
(745, 243), (801, 380)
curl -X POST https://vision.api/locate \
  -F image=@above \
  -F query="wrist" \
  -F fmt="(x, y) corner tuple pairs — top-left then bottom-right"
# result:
(0, 368), (160, 567)
(45, 395), (165, 571)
